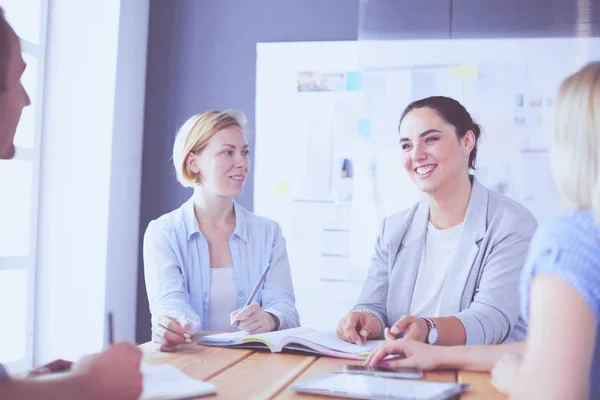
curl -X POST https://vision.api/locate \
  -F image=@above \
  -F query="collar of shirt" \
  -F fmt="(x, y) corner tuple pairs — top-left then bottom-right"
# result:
(181, 196), (249, 243)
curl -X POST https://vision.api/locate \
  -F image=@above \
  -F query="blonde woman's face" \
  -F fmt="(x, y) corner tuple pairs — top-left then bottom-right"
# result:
(191, 126), (250, 197)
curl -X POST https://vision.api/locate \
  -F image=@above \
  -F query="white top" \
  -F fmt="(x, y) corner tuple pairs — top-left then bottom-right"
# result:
(410, 221), (464, 317)
(207, 267), (238, 331)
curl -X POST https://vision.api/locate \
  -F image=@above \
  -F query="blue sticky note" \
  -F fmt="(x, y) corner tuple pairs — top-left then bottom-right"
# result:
(346, 71), (363, 91)
(357, 118), (372, 138)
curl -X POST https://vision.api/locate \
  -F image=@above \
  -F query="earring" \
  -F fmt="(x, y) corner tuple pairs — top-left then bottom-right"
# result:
(195, 175), (199, 185)
(463, 149), (469, 156)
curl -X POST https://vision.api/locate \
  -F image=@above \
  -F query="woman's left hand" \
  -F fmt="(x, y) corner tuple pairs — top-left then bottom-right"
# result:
(389, 315), (429, 342)
(491, 353), (522, 394)
(230, 302), (279, 334)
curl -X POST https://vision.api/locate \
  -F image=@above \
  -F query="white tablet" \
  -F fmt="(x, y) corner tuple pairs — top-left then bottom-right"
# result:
(291, 373), (468, 400)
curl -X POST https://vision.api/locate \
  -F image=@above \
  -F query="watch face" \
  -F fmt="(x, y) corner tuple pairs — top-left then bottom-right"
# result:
(428, 328), (439, 344)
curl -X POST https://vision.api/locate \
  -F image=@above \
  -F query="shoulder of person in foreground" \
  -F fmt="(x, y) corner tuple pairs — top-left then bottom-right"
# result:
(527, 210), (600, 313)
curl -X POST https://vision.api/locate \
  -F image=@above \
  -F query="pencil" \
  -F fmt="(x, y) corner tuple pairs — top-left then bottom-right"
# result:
(236, 263), (272, 327)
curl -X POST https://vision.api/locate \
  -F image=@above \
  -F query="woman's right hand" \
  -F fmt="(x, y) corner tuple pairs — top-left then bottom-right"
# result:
(152, 314), (192, 351)
(336, 311), (382, 345)
(72, 342), (143, 400)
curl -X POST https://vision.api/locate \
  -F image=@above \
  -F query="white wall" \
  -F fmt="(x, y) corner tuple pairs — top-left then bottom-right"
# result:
(34, 0), (149, 363)
(105, 0), (150, 351)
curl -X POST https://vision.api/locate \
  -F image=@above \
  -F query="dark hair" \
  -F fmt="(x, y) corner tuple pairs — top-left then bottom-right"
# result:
(0, 7), (10, 93)
(399, 96), (482, 169)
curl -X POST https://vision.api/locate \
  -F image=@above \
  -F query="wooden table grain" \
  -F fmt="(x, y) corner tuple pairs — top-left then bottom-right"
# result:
(141, 342), (506, 400)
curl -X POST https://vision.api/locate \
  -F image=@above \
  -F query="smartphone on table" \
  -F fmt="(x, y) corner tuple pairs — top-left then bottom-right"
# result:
(343, 364), (423, 379)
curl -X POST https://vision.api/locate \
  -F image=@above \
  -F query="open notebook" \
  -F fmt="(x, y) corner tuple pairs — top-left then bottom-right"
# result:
(37, 362), (216, 400)
(199, 327), (386, 359)
(141, 363), (217, 400)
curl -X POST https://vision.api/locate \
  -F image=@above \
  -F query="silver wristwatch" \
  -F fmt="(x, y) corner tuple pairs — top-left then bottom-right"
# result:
(422, 317), (439, 344)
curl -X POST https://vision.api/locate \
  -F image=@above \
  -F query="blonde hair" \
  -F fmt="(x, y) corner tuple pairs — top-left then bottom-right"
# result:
(172, 109), (247, 187)
(551, 62), (600, 220)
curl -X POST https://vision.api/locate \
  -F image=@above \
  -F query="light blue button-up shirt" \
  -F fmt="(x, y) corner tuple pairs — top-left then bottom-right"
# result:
(143, 197), (300, 333)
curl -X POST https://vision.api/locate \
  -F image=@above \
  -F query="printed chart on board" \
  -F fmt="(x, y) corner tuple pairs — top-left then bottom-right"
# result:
(255, 38), (600, 330)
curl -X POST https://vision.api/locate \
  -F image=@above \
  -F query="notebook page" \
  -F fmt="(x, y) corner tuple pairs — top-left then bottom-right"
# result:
(200, 327), (314, 347)
(296, 330), (386, 355)
(37, 363), (218, 400)
(141, 363), (216, 400)
(197, 330), (249, 343)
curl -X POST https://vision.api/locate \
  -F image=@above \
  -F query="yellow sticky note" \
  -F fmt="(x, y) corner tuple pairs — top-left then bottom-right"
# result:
(274, 181), (290, 196)
(450, 64), (479, 80)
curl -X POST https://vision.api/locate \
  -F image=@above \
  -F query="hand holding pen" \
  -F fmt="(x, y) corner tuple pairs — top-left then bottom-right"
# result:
(152, 313), (194, 351)
(230, 263), (279, 334)
(28, 312), (144, 399)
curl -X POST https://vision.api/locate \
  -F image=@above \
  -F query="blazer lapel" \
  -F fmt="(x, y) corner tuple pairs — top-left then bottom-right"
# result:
(438, 178), (488, 316)
(389, 201), (429, 319)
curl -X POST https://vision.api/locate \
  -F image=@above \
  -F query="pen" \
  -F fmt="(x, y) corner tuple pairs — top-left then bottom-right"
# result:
(236, 263), (272, 327)
(108, 312), (114, 345)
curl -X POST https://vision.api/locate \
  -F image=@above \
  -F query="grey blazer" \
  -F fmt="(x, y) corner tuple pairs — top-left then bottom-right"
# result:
(352, 178), (537, 345)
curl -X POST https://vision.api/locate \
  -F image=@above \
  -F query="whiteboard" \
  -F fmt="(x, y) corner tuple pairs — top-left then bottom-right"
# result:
(255, 38), (600, 330)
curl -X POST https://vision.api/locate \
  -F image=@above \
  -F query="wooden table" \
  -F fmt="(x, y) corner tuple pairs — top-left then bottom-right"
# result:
(140, 342), (506, 400)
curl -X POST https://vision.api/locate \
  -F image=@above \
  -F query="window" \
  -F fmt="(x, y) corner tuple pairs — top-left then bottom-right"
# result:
(0, 0), (48, 373)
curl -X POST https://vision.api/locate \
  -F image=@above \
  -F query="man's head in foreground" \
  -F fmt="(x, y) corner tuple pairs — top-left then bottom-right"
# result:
(0, 7), (31, 160)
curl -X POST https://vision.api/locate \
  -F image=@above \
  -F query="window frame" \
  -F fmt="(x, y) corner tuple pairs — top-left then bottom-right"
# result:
(0, 0), (48, 374)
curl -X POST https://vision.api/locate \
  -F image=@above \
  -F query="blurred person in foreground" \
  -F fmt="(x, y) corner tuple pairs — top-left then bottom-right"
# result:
(0, 7), (142, 400)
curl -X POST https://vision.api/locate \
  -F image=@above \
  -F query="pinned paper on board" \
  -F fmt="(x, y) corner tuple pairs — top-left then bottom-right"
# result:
(450, 64), (479, 80)
(273, 180), (291, 196)
(346, 71), (363, 91)
(297, 71), (345, 92)
(297, 71), (364, 92)
(256, 38), (600, 330)
(356, 118), (372, 139)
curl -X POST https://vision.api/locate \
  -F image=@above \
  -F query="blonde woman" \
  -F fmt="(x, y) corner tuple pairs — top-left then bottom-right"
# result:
(365, 63), (600, 399)
(143, 110), (300, 351)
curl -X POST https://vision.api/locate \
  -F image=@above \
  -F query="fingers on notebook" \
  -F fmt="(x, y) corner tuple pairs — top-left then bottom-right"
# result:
(341, 316), (362, 345)
(358, 315), (379, 343)
(389, 316), (422, 341)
